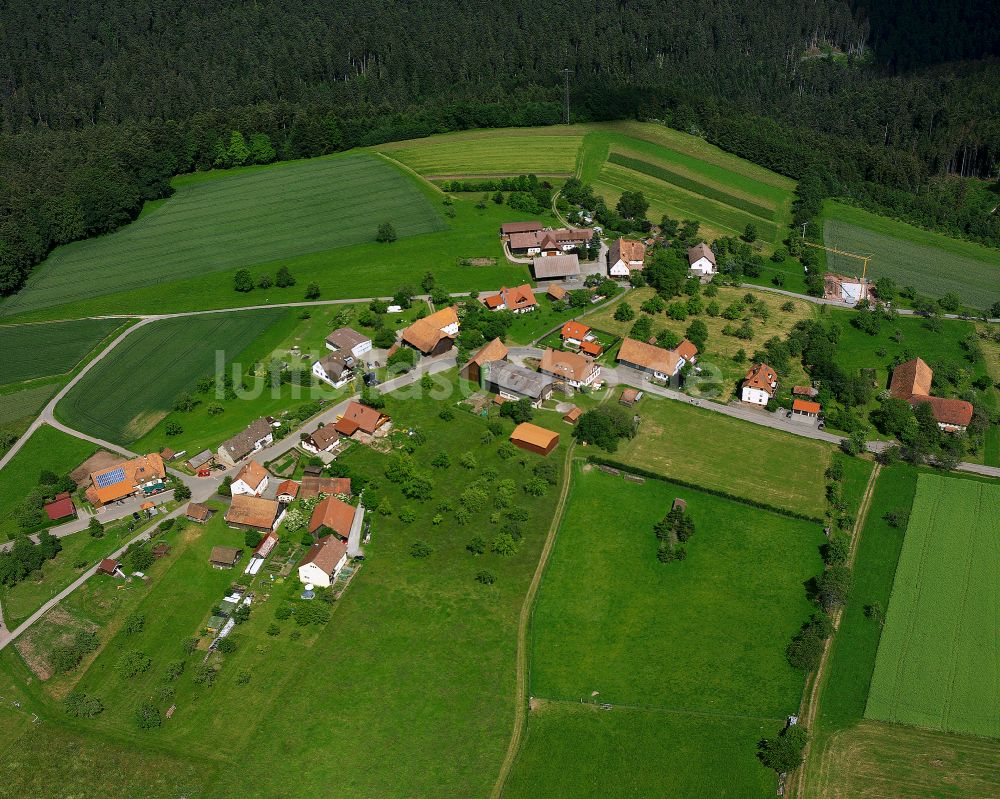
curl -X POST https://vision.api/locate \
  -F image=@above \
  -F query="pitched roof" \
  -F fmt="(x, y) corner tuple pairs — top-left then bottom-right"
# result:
(219, 418), (272, 460)
(159, 447), (175, 461)
(501, 221), (542, 235)
(792, 399), (821, 413)
(315, 353), (351, 380)
(186, 502), (213, 521)
(610, 237), (646, 266)
(674, 338), (698, 361)
(276, 480), (299, 499)
(234, 460), (268, 491)
(687, 242), (716, 266)
(510, 423), (560, 450)
(792, 386), (818, 397)
(401, 306), (459, 353)
(43, 496), (75, 521)
(539, 348), (598, 382)
(89, 453), (166, 504)
(299, 535), (348, 575)
(305, 424), (340, 451)
(308, 496), (357, 536)
(910, 395), (974, 427)
(889, 358), (934, 399)
(225, 495), (280, 529)
(325, 327), (370, 352)
(468, 338), (509, 367)
(579, 339), (603, 356)
(562, 406), (582, 422)
(485, 360), (554, 400)
(187, 449), (213, 469)
(253, 531), (279, 558)
(617, 337), (681, 375)
(742, 363), (778, 393)
(532, 254), (580, 279)
(620, 387), (641, 405)
(547, 285), (567, 300)
(484, 284), (537, 311)
(338, 401), (386, 434)
(210, 546), (242, 565)
(300, 476), (352, 499)
(561, 320), (591, 340)
(98, 558), (120, 575)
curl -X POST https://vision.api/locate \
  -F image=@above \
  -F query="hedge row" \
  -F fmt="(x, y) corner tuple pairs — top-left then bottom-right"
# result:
(607, 152), (777, 222)
(586, 455), (824, 524)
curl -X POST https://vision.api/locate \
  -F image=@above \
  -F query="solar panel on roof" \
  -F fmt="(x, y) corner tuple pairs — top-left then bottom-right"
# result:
(95, 467), (126, 488)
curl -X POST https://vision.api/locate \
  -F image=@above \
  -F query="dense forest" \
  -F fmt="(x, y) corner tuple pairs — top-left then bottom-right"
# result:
(1, 0), (998, 296)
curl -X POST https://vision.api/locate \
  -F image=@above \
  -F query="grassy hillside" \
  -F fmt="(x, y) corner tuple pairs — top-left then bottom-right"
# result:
(0, 318), (127, 385)
(821, 200), (1000, 308)
(0, 154), (446, 319)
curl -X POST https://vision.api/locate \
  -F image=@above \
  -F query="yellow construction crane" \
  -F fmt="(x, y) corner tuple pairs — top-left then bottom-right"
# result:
(801, 240), (872, 282)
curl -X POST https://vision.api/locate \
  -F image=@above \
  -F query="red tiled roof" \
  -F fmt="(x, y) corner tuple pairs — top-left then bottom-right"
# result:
(890, 358), (934, 399)
(579, 340), (603, 356)
(308, 496), (357, 537)
(674, 338), (698, 362)
(792, 399), (821, 414)
(43, 496), (75, 521)
(910, 395), (974, 427)
(299, 535), (348, 575)
(561, 321), (590, 340)
(742, 363), (777, 393)
(276, 480), (299, 499)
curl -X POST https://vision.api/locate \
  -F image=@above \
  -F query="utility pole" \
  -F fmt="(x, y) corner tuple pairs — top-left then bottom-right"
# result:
(562, 69), (571, 125)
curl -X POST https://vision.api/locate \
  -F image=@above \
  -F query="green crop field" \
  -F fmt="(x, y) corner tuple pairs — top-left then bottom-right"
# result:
(0, 318), (127, 384)
(612, 394), (831, 517)
(57, 309), (289, 444)
(866, 473), (1000, 738)
(822, 201), (1000, 308)
(0, 425), (98, 541)
(509, 466), (822, 797)
(377, 127), (585, 176)
(0, 154), (446, 319)
(0, 383), (59, 435)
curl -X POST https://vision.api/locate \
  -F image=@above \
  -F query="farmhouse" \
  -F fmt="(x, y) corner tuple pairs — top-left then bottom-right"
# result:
(687, 242), (717, 278)
(300, 424), (341, 454)
(539, 348), (601, 389)
(312, 353), (356, 388)
(401, 306), (460, 355)
(86, 453), (166, 507)
(532, 254), (580, 281)
(225, 494), (285, 533)
(889, 357), (974, 432)
(500, 221), (542, 237)
(308, 495), (360, 539)
(298, 535), (349, 588)
(461, 337), (509, 384)
(300, 476), (352, 499)
(740, 362), (778, 405)
(608, 238), (646, 277)
(209, 546), (243, 570)
(43, 494), (76, 522)
(508, 228), (593, 256)
(333, 401), (390, 438)
(616, 337), (696, 384)
(510, 423), (560, 456)
(275, 480), (299, 503)
(217, 418), (274, 466)
(230, 460), (269, 497)
(483, 284), (538, 313)
(560, 320), (591, 347)
(483, 360), (555, 405)
(325, 327), (372, 360)
(186, 502), (214, 523)
(791, 398), (821, 422)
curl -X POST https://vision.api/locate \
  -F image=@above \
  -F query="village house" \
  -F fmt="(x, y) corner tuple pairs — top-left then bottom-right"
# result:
(217, 418), (274, 466)
(308, 495), (361, 539)
(300, 423), (341, 454)
(86, 453), (167, 507)
(616, 337), (697, 384)
(43, 493), (76, 522)
(230, 460), (269, 497)
(687, 242), (717, 278)
(401, 306), (460, 355)
(325, 327), (372, 360)
(225, 494), (285, 533)
(539, 348), (601, 390)
(275, 480), (299, 503)
(300, 476), (352, 500)
(483, 360), (555, 406)
(333, 401), (390, 438)
(298, 535), (349, 588)
(311, 352), (356, 388)
(508, 228), (593, 257)
(461, 338), (509, 384)
(608, 237), (646, 277)
(500, 220), (542, 238)
(186, 502), (214, 523)
(791, 398), (821, 422)
(483, 284), (538, 313)
(741, 363), (778, 405)
(532, 253), (580, 281)
(889, 357), (974, 432)
(510, 422), (560, 456)
(560, 320), (592, 347)
(209, 546), (243, 570)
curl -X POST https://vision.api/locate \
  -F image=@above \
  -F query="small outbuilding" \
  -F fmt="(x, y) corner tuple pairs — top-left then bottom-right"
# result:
(186, 502), (214, 523)
(43, 495), (77, 522)
(97, 558), (122, 577)
(209, 546), (243, 570)
(562, 406), (582, 424)
(510, 423), (560, 456)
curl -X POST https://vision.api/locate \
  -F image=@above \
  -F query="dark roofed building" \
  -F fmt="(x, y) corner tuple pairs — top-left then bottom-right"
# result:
(532, 254), (580, 281)
(483, 360), (555, 406)
(217, 418), (274, 466)
(209, 546), (243, 569)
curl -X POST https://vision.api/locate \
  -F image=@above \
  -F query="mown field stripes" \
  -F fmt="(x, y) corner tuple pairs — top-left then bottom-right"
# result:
(608, 151), (778, 220)
(865, 473), (1000, 738)
(0, 154), (445, 318)
(0, 318), (126, 384)
(57, 309), (287, 444)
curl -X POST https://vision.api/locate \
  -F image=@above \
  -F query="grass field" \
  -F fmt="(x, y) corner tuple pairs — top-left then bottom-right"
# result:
(0, 425), (97, 541)
(377, 127), (585, 176)
(865, 473), (1000, 738)
(0, 383), (59, 436)
(0, 318), (127, 384)
(0, 154), (447, 319)
(505, 702), (777, 799)
(821, 201), (1000, 308)
(57, 309), (290, 444)
(611, 394), (831, 517)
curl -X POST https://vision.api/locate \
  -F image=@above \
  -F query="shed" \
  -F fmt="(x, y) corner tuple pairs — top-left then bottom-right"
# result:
(209, 546), (243, 569)
(671, 498), (687, 512)
(186, 502), (213, 523)
(97, 558), (121, 576)
(510, 423), (560, 456)
(43, 496), (77, 522)
(562, 406), (582, 424)
(620, 388), (641, 406)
